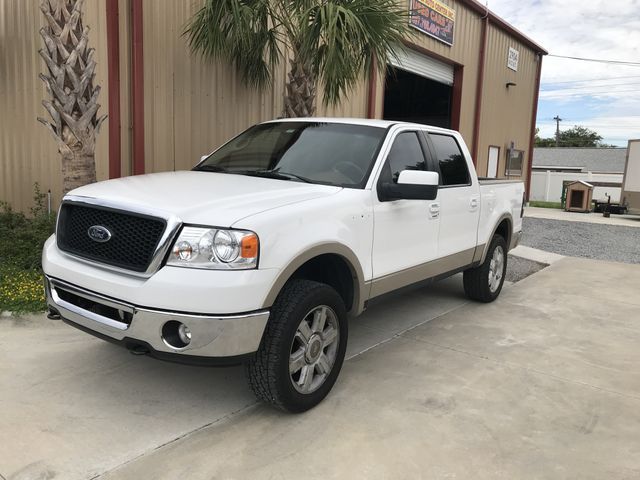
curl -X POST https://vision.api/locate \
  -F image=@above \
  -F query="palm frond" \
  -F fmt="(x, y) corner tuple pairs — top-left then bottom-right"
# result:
(183, 0), (280, 88)
(301, 0), (411, 105)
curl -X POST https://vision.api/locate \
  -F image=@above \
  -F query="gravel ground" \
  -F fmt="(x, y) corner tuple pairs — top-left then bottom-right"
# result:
(521, 217), (640, 264)
(506, 255), (547, 283)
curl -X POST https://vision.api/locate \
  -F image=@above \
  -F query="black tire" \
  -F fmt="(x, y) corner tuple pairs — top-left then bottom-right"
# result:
(245, 279), (348, 413)
(463, 234), (508, 303)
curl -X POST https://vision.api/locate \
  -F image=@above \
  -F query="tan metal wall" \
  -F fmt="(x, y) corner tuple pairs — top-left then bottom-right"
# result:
(141, 0), (368, 174)
(0, 0), (110, 212)
(476, 24), (540, 179)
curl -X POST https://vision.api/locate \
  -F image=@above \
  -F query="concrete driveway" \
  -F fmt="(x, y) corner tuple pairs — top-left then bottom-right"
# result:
(2, 257), (640, 479)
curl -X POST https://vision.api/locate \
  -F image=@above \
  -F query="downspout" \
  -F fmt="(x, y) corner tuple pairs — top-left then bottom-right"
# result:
(131, 0), (145, 175)
(106, 0), (121, 179)
(526, 53), (543, 202)
(471, 13), (489, 167)
(366, 58), (378, 119)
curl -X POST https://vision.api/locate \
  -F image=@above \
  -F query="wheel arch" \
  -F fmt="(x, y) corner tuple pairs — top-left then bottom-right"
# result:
(262, 244), (367, 317)
(477, 213), (513, 264)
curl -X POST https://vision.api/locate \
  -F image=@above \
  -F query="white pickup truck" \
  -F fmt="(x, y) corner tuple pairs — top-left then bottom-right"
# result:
(43, 118), (524, 412)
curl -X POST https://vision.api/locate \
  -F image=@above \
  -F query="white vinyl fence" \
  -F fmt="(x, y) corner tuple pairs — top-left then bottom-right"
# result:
(530, 171), (623, 203)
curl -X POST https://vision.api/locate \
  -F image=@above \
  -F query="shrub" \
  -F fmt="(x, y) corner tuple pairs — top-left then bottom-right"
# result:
(0, 184), (56, 270)
(0, 184), (56, 313)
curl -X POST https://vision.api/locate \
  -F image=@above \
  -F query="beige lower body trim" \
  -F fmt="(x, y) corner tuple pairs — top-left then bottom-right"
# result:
(368, 248), (476, 299)
(472, 243), (486, 263)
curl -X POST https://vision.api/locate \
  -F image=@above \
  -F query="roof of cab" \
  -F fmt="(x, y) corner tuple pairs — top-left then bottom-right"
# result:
(262, 117), (457, 135)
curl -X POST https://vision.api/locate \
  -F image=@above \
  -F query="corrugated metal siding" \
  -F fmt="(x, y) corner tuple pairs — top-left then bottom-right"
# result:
(142, 0), (368, 174)
(477, 24), (539, 179)
(0, 0), (109, 212)
(2, 0), (539, 210)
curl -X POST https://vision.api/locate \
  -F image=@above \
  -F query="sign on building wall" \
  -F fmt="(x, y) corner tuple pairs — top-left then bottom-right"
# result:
(507, 47), (519, 71)
(409, 0), (456, 47)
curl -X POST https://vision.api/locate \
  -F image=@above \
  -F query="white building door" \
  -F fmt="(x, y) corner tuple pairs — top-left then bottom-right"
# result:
(487, 146), (499, 178)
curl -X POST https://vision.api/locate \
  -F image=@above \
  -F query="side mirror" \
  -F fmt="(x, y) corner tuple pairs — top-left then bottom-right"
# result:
(380, 170), (439, 202)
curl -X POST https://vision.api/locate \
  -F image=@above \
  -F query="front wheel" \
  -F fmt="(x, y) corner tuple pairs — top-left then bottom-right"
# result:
(246, 279), (348, 413)
(463, 234), (507, 302)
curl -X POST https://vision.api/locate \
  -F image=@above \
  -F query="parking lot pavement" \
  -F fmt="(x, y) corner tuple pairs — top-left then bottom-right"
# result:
(525, 206), (640, 228)
(521, 217), (640, 264)
(0, 276), (468, 480)
(3, 257), (636, 480)
(97, 257), (640, 480)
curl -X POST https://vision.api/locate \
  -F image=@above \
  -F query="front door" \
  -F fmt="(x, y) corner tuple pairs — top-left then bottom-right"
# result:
(371, 130), (440, 285)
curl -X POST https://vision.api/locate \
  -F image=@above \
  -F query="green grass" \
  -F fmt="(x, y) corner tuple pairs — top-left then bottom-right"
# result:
(528, 201), (563, 209)
(0, 185), (55, 314)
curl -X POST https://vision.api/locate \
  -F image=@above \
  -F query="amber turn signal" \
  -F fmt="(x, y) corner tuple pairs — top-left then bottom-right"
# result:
(240, 234), (259, 258)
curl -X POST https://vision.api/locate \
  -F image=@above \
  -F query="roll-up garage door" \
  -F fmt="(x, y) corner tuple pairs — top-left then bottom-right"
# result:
(388, 45), (454, 86)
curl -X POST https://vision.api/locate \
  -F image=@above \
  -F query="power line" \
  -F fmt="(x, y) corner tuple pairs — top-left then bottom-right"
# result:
(540, 88), (640, 98)
(542, 75), (640, 85)
(541, 81), (640, 91)
(547, 54), (640, 67)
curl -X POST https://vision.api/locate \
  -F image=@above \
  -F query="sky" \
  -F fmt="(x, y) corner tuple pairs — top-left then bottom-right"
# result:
(486, 0), (640, 147)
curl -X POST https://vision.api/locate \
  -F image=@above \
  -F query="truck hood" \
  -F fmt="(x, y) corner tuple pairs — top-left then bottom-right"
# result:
(68, 170), (342, 226)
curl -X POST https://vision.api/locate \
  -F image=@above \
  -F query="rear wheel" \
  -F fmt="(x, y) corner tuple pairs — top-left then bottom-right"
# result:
(246, 279), (348, 413)
(463, 234), (507, 302)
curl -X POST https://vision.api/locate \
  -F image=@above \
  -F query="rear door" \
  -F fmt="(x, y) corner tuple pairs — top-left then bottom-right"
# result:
(425, 132), (480, 262)
(371, 129), (440, 282)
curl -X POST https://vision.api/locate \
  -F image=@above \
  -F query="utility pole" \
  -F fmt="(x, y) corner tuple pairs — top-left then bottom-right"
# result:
(553, 115), (562, 147)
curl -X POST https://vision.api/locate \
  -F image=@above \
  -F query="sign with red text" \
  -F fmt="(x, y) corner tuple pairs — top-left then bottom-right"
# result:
(409, 0), (456, 46)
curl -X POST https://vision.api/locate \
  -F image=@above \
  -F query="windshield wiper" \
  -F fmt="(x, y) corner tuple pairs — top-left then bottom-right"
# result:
(193, 164), (228, 173)
(238, 169), (314, 184)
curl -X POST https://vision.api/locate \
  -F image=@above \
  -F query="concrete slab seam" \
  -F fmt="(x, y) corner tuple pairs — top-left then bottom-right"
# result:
(89, 401), (259, 479)
(347, 301), (470, 361)
(402, 334), (640, 402)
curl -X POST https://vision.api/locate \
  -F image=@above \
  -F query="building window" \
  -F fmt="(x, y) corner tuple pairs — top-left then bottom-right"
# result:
(506, 149), (524, 177)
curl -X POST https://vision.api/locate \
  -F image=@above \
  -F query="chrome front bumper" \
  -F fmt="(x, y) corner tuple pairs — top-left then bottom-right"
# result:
(45, 277), (269, 360)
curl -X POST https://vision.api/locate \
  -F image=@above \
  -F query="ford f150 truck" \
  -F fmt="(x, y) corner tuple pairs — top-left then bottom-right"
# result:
(43, 118), (524, 412)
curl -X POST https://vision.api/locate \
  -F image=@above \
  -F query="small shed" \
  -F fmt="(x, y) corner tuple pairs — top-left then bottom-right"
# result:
(565, 180), (594, 213)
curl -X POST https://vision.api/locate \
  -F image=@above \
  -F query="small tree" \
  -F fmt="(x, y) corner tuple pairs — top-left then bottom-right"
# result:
(535, 125), (612, 148)
(185, 0), (410, 117)
(37, 0), (106, 194)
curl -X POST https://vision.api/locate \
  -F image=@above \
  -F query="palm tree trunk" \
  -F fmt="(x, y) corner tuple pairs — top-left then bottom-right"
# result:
(61, 152), (96, 192)
(283, 52), (317, 118)
(37, 0), (106, 194)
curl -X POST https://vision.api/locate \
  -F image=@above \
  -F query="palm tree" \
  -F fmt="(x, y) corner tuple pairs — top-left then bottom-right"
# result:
(38, 0), (106, 194)
(185, 0), (410, 117)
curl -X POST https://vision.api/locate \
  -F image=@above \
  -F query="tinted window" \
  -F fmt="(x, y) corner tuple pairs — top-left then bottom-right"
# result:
(430, 134), (470, 186)
(381, 132), (427, 184)
(196, 122), (386, 188)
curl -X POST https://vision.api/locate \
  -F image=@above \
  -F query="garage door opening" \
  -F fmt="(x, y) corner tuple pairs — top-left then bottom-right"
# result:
(383, 67), (452, 128)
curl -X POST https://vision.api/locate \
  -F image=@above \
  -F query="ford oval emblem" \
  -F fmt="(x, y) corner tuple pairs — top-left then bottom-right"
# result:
(87, 225), (112, 243)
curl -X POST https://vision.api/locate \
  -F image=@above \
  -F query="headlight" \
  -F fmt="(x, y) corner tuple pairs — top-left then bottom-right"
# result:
(167, 226), (259, 270)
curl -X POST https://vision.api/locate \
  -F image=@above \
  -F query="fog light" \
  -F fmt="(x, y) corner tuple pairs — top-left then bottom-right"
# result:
(162, 320), (192, 349)
(178, 323), (192, 345)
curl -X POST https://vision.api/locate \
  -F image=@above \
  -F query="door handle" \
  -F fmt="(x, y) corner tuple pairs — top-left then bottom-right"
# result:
(429, 202), (440, 219)
(470, 197), (479, 210)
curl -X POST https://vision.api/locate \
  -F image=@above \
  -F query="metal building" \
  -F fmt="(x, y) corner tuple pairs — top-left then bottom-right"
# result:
(0, 0), (546, 212)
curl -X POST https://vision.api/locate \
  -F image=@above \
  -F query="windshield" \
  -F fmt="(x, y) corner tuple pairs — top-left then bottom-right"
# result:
(194, 122), (387, 187)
